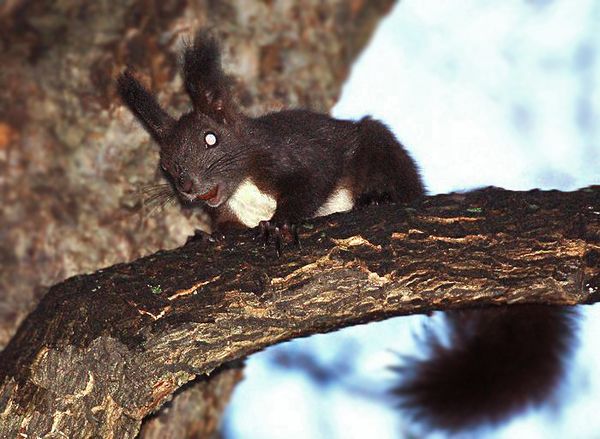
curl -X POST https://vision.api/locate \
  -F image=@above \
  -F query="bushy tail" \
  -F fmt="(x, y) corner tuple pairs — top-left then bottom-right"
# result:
(392, 305), (578, 432)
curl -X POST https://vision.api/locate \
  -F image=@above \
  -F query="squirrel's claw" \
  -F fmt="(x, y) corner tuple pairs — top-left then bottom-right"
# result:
(185, 229), (224, 245)
(256, 220), (300, 256)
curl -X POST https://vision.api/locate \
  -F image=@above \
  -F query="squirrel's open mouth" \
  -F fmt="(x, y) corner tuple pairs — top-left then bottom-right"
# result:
(196, 184), (221, 206)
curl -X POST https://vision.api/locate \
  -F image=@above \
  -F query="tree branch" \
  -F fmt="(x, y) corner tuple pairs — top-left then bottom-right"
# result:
(1, 186), (598, 437)
(0, 1), (398, 435)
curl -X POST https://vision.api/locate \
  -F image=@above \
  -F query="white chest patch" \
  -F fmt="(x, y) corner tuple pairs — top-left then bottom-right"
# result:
(226, 178), (277, 228)
(315, 187), (354, 217)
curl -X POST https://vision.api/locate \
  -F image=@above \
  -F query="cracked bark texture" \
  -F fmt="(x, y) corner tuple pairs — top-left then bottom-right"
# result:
(138, 364), (244, 439)
(0, 187), (598, 438)
(0, 0), (395, 436)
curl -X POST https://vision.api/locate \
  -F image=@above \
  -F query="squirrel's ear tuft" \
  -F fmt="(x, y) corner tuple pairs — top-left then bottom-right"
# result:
(117, 69), (175, 144)
(183, 31), (238, 125)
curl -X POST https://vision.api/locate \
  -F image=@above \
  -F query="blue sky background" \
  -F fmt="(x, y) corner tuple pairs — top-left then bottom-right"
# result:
(224, 1), (600, 438)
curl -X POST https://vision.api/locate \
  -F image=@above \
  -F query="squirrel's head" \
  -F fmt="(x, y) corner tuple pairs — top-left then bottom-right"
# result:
(117, 32), (247, 207)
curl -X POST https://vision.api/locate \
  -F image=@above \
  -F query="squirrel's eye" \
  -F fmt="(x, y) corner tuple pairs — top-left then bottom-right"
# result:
(160, 162), (168, 172)
(204, 132), (218, 148)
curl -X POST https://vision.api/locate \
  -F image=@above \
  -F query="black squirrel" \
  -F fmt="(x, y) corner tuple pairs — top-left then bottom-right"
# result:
(117, 34), (422, 249)
(117, 32), (577, 433)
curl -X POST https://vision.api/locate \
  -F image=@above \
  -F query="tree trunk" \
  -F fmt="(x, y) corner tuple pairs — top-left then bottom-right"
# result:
(0, 0), (395, 436)
(137, 364), (244, 439)
(0, 186), (598, 438)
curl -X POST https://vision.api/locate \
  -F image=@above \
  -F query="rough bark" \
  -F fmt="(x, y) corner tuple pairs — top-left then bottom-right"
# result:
(138, 363), (243, 439)
(0, 186), (598, 438)
(0, 0), (395, 349)
(0, 1), (395, 436)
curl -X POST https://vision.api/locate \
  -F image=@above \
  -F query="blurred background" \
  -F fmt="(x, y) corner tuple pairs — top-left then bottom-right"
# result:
(223, 1), (600, 438)
(1, 0), (598, 437)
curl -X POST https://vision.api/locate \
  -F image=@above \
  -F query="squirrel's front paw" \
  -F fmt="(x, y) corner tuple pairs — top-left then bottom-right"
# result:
(185, 229), (225, 246)
(256, 220), (301, 257)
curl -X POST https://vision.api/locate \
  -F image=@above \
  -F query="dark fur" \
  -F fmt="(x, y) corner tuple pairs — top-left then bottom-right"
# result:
(393, 306), (577, 432)
(183, 33), (237, 125)
(117, 70), (175, 143)
(117, 31), (424, 224)
(117, 30), (576, 433)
